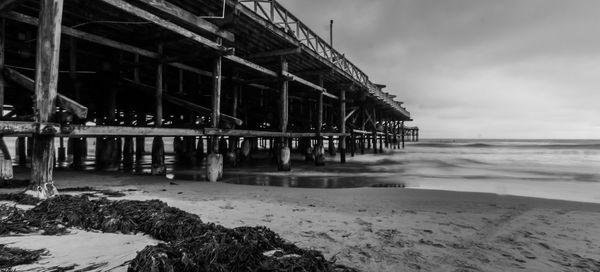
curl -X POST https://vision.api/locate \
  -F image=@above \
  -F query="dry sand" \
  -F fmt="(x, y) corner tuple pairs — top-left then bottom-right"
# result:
(2, 167), (600, 272)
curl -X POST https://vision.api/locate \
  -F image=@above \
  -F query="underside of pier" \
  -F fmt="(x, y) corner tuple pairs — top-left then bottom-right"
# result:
(0, 0), (417, 198)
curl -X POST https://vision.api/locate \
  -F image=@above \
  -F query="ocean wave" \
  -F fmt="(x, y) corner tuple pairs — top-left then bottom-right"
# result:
(414, 142), (600, 150)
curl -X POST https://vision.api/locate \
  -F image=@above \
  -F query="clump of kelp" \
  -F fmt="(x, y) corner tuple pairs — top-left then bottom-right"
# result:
(0, 194), (357, 271)
(0, 244), (46, 269)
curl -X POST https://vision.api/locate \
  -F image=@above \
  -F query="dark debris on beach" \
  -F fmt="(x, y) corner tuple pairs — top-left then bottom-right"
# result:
(0, 193), (359, 272)
(0, 244), (46, 269)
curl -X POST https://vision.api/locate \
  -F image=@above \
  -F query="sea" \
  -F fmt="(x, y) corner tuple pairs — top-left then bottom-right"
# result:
(385, 139), (600, 203)
(6, 138), (600, 204)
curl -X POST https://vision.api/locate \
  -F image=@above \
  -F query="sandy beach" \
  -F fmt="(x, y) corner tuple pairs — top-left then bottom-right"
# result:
(3, 165), (600, 272)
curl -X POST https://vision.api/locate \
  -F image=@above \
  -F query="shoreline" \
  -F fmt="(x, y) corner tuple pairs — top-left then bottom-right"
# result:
(3, 168), (600, 271)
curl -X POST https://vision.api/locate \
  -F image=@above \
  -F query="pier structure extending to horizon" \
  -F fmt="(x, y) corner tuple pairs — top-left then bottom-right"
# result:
(0, 0), (415, 197)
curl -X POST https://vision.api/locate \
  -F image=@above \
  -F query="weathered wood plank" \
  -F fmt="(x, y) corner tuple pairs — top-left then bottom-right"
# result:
(210, 47), (222, 155)
(3, 67), (87, 118)
(344, 107), (359, 122)
(98, 0), (228, 53)
(204, 128), (347, 138)
(0, 0), (24, 15)
(247, 47), (300, 59)
(4, 11), (278, 80)
(224, 55), (278, 77)
(31, 0), (64, 198)
(281, 71), (338, 99)
(62, 125), (204, 138)
(134, 0), (234, 42)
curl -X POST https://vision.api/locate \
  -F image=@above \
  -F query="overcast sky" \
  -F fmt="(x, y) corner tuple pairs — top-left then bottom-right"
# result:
(278, 0), (600, 139)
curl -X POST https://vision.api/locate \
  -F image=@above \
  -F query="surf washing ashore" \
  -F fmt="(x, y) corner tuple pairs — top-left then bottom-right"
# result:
(2, 139), (600, 271)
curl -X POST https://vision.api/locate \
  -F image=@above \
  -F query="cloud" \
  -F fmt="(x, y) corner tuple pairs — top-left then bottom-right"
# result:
(277, 0), (600, 138)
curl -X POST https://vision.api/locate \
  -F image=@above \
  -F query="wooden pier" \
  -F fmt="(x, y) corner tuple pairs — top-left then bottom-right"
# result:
(0, 0), (416, 197)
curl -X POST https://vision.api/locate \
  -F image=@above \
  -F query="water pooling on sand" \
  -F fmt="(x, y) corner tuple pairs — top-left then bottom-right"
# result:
(7, 138), (600, 203)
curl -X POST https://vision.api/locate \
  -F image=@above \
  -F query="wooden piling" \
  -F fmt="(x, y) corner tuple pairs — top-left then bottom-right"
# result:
(57, 137), (66, 162)
(151, 44), (165, 175)
(240, 138), (251, 161)
(350, 130), (355, 157)
(278, 57), (290, 171)
(207, 41), (223, 182)
(401, 121), (405, 149)
(339, 89), (346, 163)
(0, 19), (13, 180)
(227, 81), (240, 167)
(122, 112), (134, 170)
(16, 137), (26, 166)
(135, 113), (145, 162)
(196, 136), (205, 160)
(314, 76), (325, 166)
(0, 137), (13, 180)
(29, 0), (64, 198)
(328, 136), (336, 156)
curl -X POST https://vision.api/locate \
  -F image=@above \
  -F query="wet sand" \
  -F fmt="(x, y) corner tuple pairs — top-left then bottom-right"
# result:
(3, 167), (600, 271)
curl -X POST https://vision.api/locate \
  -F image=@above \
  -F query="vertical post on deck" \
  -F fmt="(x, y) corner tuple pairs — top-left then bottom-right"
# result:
(278, 57), (290, 171)
(29, 0), (64, 198)
(314, 75), (325, 166)
(0, 18), (14, 180)
(207, 38), (223, 182)
(151, 44), (165, 175)
(339, 89), (346, 163)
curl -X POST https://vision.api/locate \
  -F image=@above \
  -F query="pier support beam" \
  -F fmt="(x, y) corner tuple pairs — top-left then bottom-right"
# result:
(350, 130), (355, 157)
(277, 57), (290, 171)
(227, 81), (240, 167)
(401, 121), (405, 149)
(135, 114), (145, 172)
(122, 112), (134, 170)
(196, 136), (204, 160)
(29, 0), (64, 198)
(207, 43), (223, 182)
(151, 44), (165, 175)
(314, 76), (325, 166)
(339, 89), (346, 163)
(0, 18), (13, 180)
(16, 137), (26, 166)
(57, 137), (65, 162)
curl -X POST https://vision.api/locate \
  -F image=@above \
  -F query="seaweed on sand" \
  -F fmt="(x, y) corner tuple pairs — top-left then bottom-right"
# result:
(0, 193), (40, 206)
(0, 194), (359, 271)
(0, 244), (47, 268)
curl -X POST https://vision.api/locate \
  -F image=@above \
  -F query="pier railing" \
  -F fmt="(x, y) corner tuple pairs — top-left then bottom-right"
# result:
(238, 0), (410, 118)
